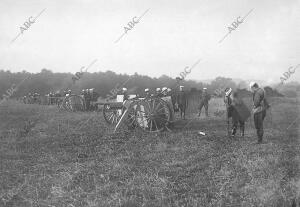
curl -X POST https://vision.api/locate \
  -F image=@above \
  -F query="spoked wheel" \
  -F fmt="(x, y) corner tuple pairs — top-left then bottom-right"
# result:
(123, 100), (140, 129)
(103, 103), (123, 125)
(135, 97), (171, 133)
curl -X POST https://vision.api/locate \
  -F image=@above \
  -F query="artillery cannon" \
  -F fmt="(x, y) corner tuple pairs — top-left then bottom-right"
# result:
(103, 95), (175, 133)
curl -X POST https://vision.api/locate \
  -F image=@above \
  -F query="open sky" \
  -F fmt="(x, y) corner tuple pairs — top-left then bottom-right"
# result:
(0, 0), (299, 84)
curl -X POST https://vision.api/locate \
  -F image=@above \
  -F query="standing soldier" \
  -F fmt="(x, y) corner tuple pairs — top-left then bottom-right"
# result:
(198, 88), (211, 117)
(85, 89), (91, 111)
(47, 92), (51, 105)
(54, 91), (62, 106)
(167, 88), (172, 95)
(250, 82), (270, 144)
(168, 88), (177, 112)
(162, 87), (168, 97)
(89, 89), (94, 110)
(23, 96), (26, 104)
(176, 86), (188, 119)
(155, 88), (162, 97)
(122, 88), (129, 101)
(145, 88), (151, 98)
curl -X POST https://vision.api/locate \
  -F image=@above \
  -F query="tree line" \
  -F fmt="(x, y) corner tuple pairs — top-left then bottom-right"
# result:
(0, 69), (299, 99)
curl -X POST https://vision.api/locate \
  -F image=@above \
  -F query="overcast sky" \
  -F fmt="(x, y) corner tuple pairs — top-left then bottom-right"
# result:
(0, 0), (299, 84)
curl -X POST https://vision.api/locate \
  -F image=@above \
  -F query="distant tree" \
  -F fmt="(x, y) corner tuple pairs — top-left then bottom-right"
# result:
(1, 70), (298, 100)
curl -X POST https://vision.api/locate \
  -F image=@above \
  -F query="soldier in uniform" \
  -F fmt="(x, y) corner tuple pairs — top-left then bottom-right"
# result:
(89, 88), (99, 110)
(54, 91), (62, 106)
(84, 89), (91, 111)
(250, 82), (269, 144)
(162, 87), (168, 97)
(33, 92), (39, 104)
(23, 96), (28, 104)
(198, 88), (211, 117)
(122, 88), (129, 101)
(155, 88), (162, 97)
(167, 88), (177, 112)
(144, 88), (151, 98)
(176, 86), (188, 119)
(28, 93), (33, 104)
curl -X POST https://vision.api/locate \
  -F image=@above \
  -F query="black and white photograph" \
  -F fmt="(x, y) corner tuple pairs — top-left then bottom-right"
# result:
(0, 0), (299, 206)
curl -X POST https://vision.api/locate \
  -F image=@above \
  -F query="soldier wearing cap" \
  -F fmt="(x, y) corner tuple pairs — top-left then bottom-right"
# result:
(198, 88), (211, 117)
(250, 82), (269, 144)
(176, 86), (188, 119)
(155, 88), (163, 97)
(90, 88), (99, 110)
(144, 88), (151, 98)
(122, 88), (129, 101)
(162, 87), (168, 97)
(84, 89), (91, 110)
(167, 88), (177, 112)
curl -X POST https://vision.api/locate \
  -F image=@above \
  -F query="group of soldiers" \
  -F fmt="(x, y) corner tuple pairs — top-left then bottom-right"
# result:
(81, 88), (99, 111)
(224, 82), (269, 144)
(22, 92), (41, 104)
(119, 86), (210, 120)
(20, 81), (268, 144)
(47, 91), (65, 105)
(117, 86), (211, 120)
(138, 82), (269, 144)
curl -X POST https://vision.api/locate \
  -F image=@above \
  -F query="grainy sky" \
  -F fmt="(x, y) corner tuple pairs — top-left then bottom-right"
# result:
(0, 0), (299, 84)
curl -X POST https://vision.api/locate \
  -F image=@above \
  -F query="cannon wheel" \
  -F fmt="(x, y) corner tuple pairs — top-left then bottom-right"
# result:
(62, 95), (86, 112)
(103, 104), (123, 125)
(123, 99), (140, 129)
(135, 97), (171, 133)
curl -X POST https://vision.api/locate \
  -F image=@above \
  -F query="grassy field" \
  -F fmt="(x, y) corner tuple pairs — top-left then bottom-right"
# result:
(0, 95), (299, 207)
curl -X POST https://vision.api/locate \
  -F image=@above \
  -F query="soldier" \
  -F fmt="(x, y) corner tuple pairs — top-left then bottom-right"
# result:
(145, 88), (151, 98)
(83, 89), (90, 111)
(198, 88), (211, 117)
(23, 96), (27, 104)
(176, 86), (188, 119)
(88, 89), (94, 110)
(122, 88), (129, 101)
(167, 88), (177, 112)
(156, 88), (161, 95)
(28, 93), (33, 104)
(167, 88), (172, 94)
(91, 88), (99, 101)
(33, 92), (38, 104)
(162, 87), (168, 97)
(54, 91), (62, 105)
(89, 88), (99, 110)
(250, 82), (270, 144)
